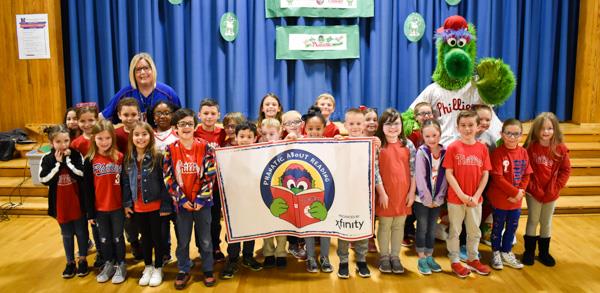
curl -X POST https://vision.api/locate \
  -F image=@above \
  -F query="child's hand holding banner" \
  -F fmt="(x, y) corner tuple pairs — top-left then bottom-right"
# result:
(215, 138), (375, 243)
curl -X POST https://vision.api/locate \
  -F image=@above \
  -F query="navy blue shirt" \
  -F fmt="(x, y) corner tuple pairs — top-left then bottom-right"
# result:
(102, 82), (181, 123)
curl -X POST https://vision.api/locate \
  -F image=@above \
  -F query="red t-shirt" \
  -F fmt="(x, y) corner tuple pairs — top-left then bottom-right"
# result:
(115, 126), (130, 154)
(488, 145), (533, 210)
(376, 142), (412, 217)
(92, 153), (123, 212)
(526, 142), (571, 203)
(194, 125), (226, 146)
(71, 135), (91, 157)
(56, 167), (82, 224)
(442, 140), (492, 205)
(133, 161), (161, 213)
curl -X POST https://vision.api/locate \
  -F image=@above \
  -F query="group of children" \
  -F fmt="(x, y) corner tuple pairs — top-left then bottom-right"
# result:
(40, 92), (570, 288)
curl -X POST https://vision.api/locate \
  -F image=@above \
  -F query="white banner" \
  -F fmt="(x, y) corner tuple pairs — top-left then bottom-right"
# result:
(288, 33), (347, 51)
(280, 0), (358, 9)
(215, 138), (375, 243)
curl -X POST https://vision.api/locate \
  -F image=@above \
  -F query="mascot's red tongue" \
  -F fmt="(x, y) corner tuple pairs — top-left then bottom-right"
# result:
(437, 15), (468, 33)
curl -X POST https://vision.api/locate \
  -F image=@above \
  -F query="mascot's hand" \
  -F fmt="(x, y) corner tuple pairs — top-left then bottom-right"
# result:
(309, 201), (327, 221)
(401, 109), (418, 137)
(475, 58), (516, 106)
(270, 198), (288, 217)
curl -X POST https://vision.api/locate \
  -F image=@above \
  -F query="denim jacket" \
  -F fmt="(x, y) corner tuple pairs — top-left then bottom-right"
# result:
(121, 150), (172, 214)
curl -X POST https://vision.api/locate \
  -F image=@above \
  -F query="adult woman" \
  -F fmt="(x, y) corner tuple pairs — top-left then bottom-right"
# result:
(101, 53), (181, 123)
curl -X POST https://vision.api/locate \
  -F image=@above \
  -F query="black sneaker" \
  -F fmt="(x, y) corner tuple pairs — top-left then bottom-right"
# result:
(76, 260), (89, 277)
(213, 250), (226, 263)
(242, 256), (263, 271)
(220, 259), (239, 279)
(174, 272), (191, 290)
(263, 256), (276, 269)
(203, 271), (216, 287)
(275, 257), (287, 269)
(337, 262), (349, 279)
(62, 263), (76, 279)
(356, 261), (371, 278)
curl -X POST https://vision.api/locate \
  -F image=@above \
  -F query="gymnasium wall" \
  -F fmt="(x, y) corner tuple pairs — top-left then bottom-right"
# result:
(0, 0), (65, 131)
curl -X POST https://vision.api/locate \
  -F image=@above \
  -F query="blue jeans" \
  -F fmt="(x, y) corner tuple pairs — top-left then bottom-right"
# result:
(491, 208), (521, 253)
(59, 217), (89, 262)
(176, 206), (213, 273)
(96, 209), (126, 263)
(414, 202), (441, 254)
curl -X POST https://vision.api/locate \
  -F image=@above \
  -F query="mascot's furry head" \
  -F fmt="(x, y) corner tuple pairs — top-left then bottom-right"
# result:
(432, 15), (515, 106)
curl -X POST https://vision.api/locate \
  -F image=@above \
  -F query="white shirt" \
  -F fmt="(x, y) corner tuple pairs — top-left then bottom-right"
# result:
(410, 82), (502, 147)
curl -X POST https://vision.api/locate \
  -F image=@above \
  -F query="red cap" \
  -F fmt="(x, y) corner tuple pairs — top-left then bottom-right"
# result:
(436, 15), (468, 33)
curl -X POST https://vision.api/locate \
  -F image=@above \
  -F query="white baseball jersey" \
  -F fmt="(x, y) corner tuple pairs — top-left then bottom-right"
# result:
(410, 81), (502, 147)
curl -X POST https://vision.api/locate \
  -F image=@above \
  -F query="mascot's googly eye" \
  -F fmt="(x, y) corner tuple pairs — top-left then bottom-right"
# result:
(446, 38), (457, 47)
(296, 181), (308, 191)
(286, 180), (296, 190)
(457, 38), (467, 47)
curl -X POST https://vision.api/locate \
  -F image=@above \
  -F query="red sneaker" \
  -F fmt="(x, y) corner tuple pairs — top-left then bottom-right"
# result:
(401, 238), (413, 247)
(451, 262), (470, 278)
(466, 259), (491, 276)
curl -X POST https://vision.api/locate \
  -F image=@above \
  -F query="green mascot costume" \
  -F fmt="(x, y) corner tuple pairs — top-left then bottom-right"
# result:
(408, 15), (516, 146)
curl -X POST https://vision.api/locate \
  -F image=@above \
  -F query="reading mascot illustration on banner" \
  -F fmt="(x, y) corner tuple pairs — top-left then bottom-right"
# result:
(260, 149), (335, 228)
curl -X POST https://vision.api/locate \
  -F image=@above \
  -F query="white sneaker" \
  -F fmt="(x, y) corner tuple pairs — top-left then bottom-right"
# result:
(149, 267), (163, 287)
(111, 262), (127, 284)
(501, 252), (524, 269)
(491, 251), (503, 270)
(139, 265), (153, 286)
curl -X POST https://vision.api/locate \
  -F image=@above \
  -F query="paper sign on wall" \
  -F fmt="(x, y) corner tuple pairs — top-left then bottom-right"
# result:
(16, 14), (50, 60)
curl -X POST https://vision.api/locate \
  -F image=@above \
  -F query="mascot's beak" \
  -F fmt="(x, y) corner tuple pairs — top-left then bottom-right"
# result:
(444, 48), (473, 80)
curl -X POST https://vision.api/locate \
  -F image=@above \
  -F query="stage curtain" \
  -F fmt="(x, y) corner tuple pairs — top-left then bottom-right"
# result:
(62, 0), (579, 121)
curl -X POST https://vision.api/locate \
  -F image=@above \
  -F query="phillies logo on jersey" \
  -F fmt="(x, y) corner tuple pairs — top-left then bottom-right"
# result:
(93, 162), (122, 176)
(455, 154), (483, 167)
(436, 98), (472, 116)
(58, 173), (75, 186)
(534, 154), (554, 168)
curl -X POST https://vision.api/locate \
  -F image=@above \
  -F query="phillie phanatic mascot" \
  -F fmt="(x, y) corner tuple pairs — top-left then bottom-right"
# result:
(408, 15), (516, 146)
(408, 15), (516, 242)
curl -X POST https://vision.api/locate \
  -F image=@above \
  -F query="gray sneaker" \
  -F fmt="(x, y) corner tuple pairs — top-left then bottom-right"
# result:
(319, 256), (333, 273)
(96, 261), (116, 283)
(378, 256), (392, 273)
(111, 262), (127, 284)
(390, 257), (404, 274)
(306, 257), (318, 273)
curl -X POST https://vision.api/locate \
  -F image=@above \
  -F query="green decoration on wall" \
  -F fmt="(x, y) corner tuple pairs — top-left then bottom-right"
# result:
(404, 13), (425, 42)
(220, 12), (239, 42)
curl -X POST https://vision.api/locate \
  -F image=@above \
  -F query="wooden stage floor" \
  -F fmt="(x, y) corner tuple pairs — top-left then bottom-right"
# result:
(0, 215), (599, 292)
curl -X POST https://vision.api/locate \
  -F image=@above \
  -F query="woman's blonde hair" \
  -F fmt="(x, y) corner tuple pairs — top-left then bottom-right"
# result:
(129, 52), (157, 89)
(523, 112), (564, 158)
(88, 120), (119, 161)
